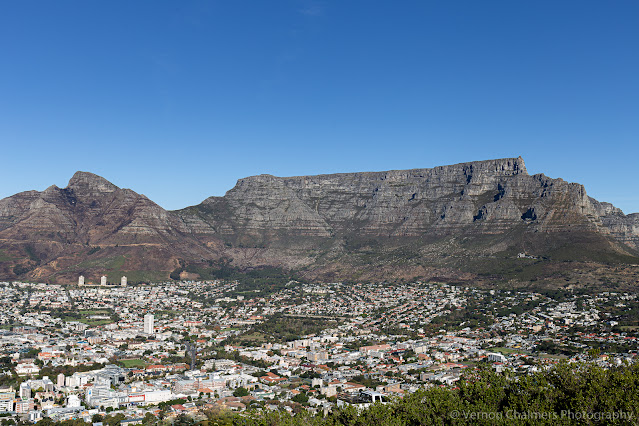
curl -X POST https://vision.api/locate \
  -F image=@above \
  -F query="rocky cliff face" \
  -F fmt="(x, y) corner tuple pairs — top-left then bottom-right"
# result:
(1, 158), (638, 284)
(176, 157), (635, 245)
(171, 157), (639, 283)
(590, 199), (639, 250)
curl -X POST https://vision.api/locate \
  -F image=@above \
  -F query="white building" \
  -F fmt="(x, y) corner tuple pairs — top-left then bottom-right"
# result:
(78, 275), (85, 286)
(487, 352), (507, 363)
(100, 276), (107, 286)
(66, 395), (81, 408)
(121, 276), (127, 286)
(65, 372), (91, 388)
(29, 411), (42, 422)
(57, 373), (65, 389)
(16, 362), (40, 376)
(144, 389), (172, 403)
(144, 314), (154, 335)
(0, 392), (14, 412)
(19, 382), (31, 399)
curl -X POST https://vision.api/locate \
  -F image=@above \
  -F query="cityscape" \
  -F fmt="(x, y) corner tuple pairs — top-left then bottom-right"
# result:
(1, 277), (637, 423)
(2, 1), (638, 424)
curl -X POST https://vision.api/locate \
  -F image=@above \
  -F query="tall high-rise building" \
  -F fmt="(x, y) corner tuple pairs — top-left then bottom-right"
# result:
(57, 373), (65, 389)
(144, 314), (154, 334)
(121, 276), (127, 286)
(78, 275), (85, 286)
(19, 383), (31, 399)
(100, 275), (107, 286)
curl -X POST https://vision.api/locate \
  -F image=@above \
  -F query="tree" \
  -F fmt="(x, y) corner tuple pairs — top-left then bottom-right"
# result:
(588, 347), (601, 359)
(142, 412), (157, 425)
(204, 407), (234, 426)
(103, 413), (125, 426)
(233, 387), (249, 397)
(292, 392), (309, 404)
(173, 414), (194, 426)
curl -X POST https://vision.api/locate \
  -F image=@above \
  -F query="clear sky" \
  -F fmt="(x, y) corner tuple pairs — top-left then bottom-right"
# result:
(1, 1), (638, 213)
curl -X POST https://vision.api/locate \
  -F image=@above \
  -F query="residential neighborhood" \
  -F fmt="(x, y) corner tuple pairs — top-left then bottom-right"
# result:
(0, 279), (638, 424)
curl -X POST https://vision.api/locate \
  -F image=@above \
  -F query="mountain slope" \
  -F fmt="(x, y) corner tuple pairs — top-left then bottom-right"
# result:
(0, 172), (217, 282)
(0, 158), (637, 285)
(174, 157), (639, 284)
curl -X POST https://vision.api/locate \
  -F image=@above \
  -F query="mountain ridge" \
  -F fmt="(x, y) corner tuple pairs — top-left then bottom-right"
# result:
(1, 157), (638, 287)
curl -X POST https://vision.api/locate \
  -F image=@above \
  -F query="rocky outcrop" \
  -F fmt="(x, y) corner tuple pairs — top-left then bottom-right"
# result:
(590, 199), (639, 250)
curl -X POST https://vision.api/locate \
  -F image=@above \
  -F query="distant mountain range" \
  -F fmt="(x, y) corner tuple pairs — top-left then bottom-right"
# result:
(1, 157), (637, 287)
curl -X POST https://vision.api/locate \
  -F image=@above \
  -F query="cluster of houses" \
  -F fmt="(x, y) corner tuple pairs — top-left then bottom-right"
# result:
(0, 279), (637, 423)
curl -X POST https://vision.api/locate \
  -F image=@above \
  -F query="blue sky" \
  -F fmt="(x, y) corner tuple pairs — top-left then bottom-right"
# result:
(1, 1), (638, 213)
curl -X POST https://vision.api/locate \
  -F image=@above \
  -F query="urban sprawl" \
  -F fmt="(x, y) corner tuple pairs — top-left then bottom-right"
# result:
(0, 277), (637, 424)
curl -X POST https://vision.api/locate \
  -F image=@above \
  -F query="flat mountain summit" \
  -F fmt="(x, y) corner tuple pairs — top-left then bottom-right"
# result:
(1, 158), (637, 287)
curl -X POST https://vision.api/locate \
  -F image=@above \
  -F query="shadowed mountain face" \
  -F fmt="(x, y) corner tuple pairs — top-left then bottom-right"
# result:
(0, 158), (638, 285)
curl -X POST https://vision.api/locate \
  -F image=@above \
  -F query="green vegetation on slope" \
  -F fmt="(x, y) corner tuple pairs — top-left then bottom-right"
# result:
(0, 249), (12, 262)
(228, 313), (340, 345)
(205, 362), (639, 425)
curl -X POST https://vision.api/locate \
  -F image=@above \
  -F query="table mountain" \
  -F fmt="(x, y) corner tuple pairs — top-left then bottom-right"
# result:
(1, 158), (637, 285)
